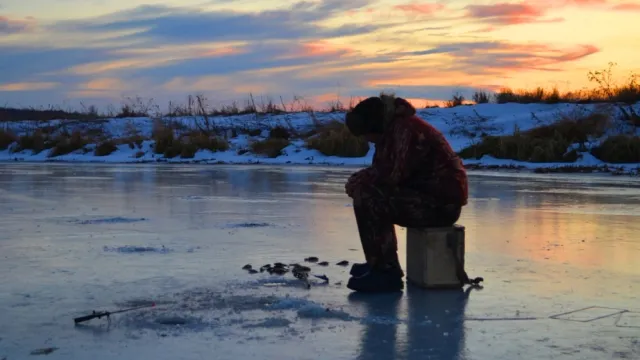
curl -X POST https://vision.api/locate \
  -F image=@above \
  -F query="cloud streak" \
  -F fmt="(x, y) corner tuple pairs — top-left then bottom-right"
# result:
(394, 2), (446, 15)
(547, 0), (640, 11)
(51, 2), (382, 45)
(0, 15), (35, 34)
(0, 81), (57, 91)
(610, 2), (640, 11)
(379, 41), (599, 81)
(464, 3), (562, 25)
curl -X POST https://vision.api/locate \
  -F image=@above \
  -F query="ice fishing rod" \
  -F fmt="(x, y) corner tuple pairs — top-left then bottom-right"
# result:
(73, 303), (156, 325)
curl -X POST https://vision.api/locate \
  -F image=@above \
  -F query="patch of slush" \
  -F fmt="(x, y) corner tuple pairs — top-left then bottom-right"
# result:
(121, 310), (213, 335)
(107, 281), (369, 342)
(102, 245), (173, 253)
(223, 222), (274, 229)
(106, 275), (464, 345)
(296, 303), (354, 321)
(242, 275), (331, 289)
(71, 217), (148, 225)
(241, 317), (293, 328)
(178, 195), (282, 203)
(114, 299), (163, 307)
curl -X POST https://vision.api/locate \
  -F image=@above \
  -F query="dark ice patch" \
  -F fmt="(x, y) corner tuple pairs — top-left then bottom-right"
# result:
(103, 245), (173, 253)
(241, 317), (292, 329)
(30, 347), (58, 355)
(225, 222), (273, 228)
(123, 312), (210, 333)
(72, 217), (148, 225)
(114, 299), (167, 308)
(155, 316), (190, 326)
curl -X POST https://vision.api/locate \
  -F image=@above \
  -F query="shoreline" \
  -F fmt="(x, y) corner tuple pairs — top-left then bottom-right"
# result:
(2, 102), (639, 177)
(1, 157), (638, 177)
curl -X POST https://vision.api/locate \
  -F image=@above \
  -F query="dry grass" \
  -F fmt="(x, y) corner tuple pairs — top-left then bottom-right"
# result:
(178, 132), (230, 158)
(470, 64), (640, 106)
(186, 131), (229, 152)
(591, 135), (640, 163)
(524, 113), (611, 143)
(15, 131), (49, 154)
(0, 129), (17, 150)
(116, 122), (145, 149)
(250, 138), (291, 158)
(268, 125), (292, 140)
(473, 91), (491, 104)
(445, 92), (467, 108)
(459, 113), (612, 162)
(305, 120), (370, 157)
(94, 140), (118, 156)
(151, 124), (176, 157)
(49, 130), (89, 157)
(152, 123), (229, 158)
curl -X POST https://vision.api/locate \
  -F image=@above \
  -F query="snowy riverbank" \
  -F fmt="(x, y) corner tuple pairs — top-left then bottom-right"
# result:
(1, 102), (639, 175)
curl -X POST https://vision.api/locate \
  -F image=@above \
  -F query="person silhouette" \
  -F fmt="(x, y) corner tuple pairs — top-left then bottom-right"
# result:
(344, 94), (468, 292)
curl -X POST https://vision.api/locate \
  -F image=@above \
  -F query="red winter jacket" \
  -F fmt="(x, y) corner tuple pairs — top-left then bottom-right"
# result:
(352, 98), (468, 207)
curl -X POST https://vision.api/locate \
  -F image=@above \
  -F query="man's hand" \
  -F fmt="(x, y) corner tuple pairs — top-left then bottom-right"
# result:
(345, 168), (375, 197)
(345, 180), (357, 198)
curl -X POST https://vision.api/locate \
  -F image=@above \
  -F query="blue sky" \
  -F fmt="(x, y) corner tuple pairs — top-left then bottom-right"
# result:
(1, 0), (639, 111)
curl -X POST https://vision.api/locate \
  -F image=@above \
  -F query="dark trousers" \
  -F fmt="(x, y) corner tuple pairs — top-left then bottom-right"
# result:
(352, 183), (461, 270)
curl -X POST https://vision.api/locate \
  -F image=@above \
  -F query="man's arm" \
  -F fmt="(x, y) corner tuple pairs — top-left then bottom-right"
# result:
(369, 124), (413, 187)
(345, 166), (377, 197)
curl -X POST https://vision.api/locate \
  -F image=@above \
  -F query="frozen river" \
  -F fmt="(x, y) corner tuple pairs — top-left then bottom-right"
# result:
(0, 163), (639, 360)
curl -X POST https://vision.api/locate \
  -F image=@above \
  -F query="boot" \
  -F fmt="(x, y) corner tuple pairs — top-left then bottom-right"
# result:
(346, 266), (404, 293)
(349, 263), (404, 277)
(349, 262), (370, 277)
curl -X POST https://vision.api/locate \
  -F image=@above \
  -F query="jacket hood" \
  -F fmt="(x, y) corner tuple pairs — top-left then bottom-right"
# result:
(345, 93), (417, 136)
(380, 93), (417, 129)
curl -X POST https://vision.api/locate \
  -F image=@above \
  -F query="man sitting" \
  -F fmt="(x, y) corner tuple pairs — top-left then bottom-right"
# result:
(344, 94), (469, 292)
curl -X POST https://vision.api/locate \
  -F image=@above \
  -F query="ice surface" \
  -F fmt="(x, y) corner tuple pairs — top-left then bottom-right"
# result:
(0, 163), (639, 359)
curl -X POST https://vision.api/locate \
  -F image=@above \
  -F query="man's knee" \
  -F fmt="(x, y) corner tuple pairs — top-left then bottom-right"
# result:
(437, 204), (462, 226)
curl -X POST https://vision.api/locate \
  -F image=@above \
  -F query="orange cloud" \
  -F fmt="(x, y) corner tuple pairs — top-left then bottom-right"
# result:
(394, 2), (446, 15)
(297, 40), (354, 58)
(364, 42), (599, 88)
(67, 77), (146, 99)
(474, 43), (600, 71)
(272, 41), (356, 62)
(476, 26), (497, 32)
(345, 7), (376, 16)
(562, 0), (607, 4)
(83, 78), (129, 91)
(542, 0), (640, 11)
(464, 3), (558, 25)
(463, 0), (640, 27)
(553, 44), (600, 62)
(0, 82), (57, 91)
(193, 46), (247, 58)
(611, 2), (640, 11)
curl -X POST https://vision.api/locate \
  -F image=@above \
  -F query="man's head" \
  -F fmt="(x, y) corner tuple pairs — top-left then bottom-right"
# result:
(345, 94), (416, 142)
(345, 96), (385, 142)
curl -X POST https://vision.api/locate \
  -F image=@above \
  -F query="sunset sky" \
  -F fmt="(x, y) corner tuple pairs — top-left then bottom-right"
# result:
(1, 0), (639, 110)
